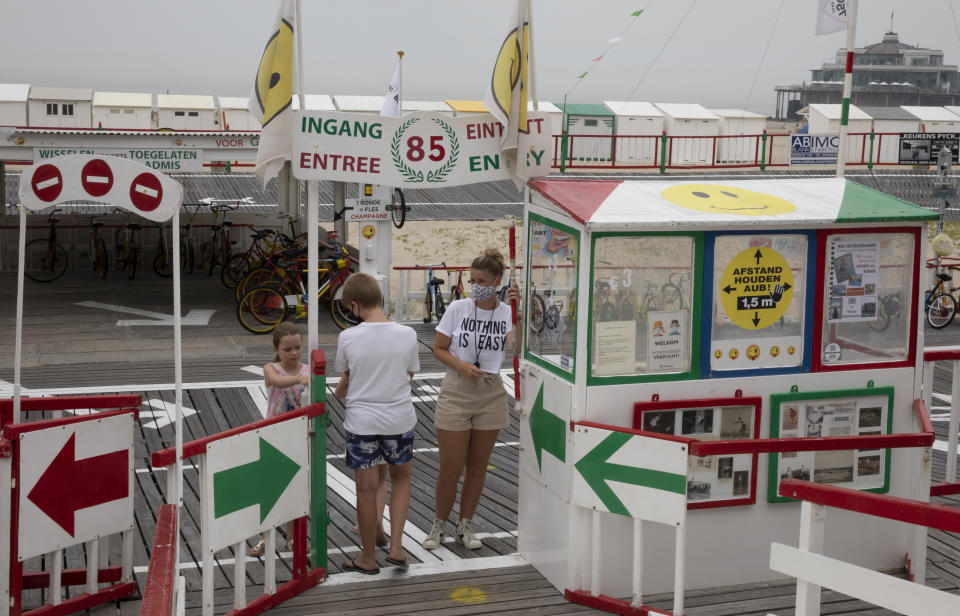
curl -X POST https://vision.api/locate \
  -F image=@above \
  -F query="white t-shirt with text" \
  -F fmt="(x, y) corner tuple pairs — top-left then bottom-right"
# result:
(334, 321), (420, 435)
(436, 298), (512, 374)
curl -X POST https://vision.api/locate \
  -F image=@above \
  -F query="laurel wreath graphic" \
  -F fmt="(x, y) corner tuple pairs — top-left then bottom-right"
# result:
(391, 117), (424, 183)
(426, 118), (459, 183)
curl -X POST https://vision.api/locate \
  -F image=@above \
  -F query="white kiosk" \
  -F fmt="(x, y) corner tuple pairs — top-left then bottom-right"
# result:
(517, 177), (937, 613)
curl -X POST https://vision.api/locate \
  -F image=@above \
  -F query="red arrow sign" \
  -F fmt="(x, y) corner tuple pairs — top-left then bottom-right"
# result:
(81, 159), (114, 197)
(129, 172), (163, 212)
(31, 164), (63, 202)
(27, 433), (129, 536)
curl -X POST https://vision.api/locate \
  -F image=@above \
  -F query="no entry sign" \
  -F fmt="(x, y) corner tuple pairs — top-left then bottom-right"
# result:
(31, 164), (63, 202)
(130, 172), (163, 212)
(81, 158), (114, 197)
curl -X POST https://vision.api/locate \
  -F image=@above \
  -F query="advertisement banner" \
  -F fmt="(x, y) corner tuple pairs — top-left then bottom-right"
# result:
(789, 134), (838, 165)
(291, 110), (552, 186)
(898, 133), (959, 165)
(33, 147), (202, 171)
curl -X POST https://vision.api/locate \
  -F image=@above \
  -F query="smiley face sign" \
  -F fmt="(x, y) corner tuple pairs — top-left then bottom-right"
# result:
(661, 184), (797, 217)
(253, 17), (294, 127)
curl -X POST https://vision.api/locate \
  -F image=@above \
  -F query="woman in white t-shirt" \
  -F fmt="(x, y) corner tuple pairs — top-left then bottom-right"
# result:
(422, 248), (520, 551)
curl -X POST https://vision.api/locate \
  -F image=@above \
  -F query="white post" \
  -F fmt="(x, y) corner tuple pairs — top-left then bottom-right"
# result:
(796, 501), (826, 616)
(173, 211), (183, 506)
(923, 359), (934, 427)
(13, 208), (26, 422)
(948, 360), (960, 483)
(590, 510), (601, 597)
(49, 550), (62, 605)
(264, 528), (276, 595)
(673, 524), (685, 616)
(121, 528), (134, 583)
(200, 456), (213, 616)
(307, 181), (319, 357)
(233, 540), (246, 610)
(631, 518), (643, 608)
(85, 539), (98, 595)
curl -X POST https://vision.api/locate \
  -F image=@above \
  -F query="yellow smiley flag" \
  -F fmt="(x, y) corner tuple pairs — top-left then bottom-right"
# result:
(248, 0), (298, 186)
(482, 0), (532, 190)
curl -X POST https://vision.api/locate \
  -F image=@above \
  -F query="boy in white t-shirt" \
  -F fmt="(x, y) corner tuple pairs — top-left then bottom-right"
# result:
(334, 273), (419, 574)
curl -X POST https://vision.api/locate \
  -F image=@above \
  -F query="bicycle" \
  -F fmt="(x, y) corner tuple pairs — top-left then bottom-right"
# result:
(204, 203), (237, 276)
(925, 275), (956, 329)
(385, 187), (409, 229)
(81, 215), (108, 280)
(421, 263), (446, 323)
(220, 227), (276, 288)
(153, 223), (173, 277)
(636, 280), (662, 322)
(114, 216), (142, 280)
(448, 268), (466, 303)
(593, 280), (618, 322)
(865, 291), (904, 332)
(529, 284), (565, 333)
(661, 272), (689, 310)
(24, 209), (68, 283)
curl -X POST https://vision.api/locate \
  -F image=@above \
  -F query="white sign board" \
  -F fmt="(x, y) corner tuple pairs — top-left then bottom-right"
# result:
(520, 369), (571, 502)
(34, 148), (203, 172)
(291, 110), (552, 186)
(572, 424), (687, 527)
(17, 413), (135, 560)
(203, 417), (309, 553)
(345, 196), (387, 222)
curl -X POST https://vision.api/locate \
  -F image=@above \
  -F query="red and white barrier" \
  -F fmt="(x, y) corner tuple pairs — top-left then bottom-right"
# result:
(770, 478), (960, 616)
(922, 346), (960, 495)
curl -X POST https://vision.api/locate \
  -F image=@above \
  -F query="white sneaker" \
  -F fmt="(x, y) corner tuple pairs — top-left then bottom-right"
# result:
(422, 519), (446, 550)
(456, 519), (482, 550)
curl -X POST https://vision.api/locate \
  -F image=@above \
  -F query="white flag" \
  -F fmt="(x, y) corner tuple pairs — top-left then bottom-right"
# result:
(483, 0), (532, 189)
(380, 60), (401, 118)
(248, 0), (298, 186)
(815, 0), (848, 35)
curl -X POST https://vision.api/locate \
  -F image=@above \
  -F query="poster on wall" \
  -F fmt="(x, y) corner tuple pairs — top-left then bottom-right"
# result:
(647, 310), (686, 371)
(634, 397), (761, 509)
(789, 134), (839, 165)
(898, 133), (959, 165)
(768, 387), (893, 503)
(827, 238), (879, 323)
(593, 320), (636, 376)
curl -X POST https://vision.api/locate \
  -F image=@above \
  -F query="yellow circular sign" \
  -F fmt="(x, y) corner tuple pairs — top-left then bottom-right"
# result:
(720, 247), (794, 330)
(361, 225), (376, 239)
(661, 184), (797, 217)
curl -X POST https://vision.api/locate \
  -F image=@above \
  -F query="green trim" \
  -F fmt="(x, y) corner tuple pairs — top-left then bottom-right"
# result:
(586, 231), (703, 386)
(309, 367), (328, 569)
(524, 212), (581, 383)
(553, 102), (615, 117)
(767, 386), (894, 504)
(838, 179), (938, 223)
(840, 98), (850, 125)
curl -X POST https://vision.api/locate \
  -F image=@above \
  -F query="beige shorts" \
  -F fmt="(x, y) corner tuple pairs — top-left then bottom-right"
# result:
(435, 369), (509, 431)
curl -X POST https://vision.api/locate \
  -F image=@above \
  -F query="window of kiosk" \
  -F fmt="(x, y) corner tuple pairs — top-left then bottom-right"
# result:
(708, 233), (809, 373)
(819, 232), (916, 367)
(525, 215), (580, 378)
(589, 233), (700, 382)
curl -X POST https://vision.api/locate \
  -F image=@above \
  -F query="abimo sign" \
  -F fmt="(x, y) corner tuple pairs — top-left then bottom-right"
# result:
(719, 247), (794, 329)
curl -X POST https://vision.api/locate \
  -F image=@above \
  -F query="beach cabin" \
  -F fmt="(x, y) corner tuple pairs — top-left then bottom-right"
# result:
(859, 106), (921, 165)
(291, 95), (337, 111)
(710, 108), (766, 164)
(444, 100), (488, 117)
(519, 176), (937, 613)
(28, 87), (93, 128)
(218, 96), (260, 131)
(654, 103), (719, 165)
(333, 95), (385, 115)
(603, 101), (663, 166)
(156, 94), (216, 131)
(401, 100), (453, 116)
(0, 83), (29, 126)
(554, 102), (615, 164)
(805, 103), (872, 164)
(529, 101), (564, 137)
(92, 92), (153, 130)
(901, 106), (960, 132)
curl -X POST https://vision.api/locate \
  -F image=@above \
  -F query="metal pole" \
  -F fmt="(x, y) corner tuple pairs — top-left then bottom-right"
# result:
(836, 0), (859, 178)
(333, 181), (347, 248)
(527, 0), (539, 111)
(13, 208), (25, 422)
(308, 181), (319, 356)
(173, 210), (183, 509)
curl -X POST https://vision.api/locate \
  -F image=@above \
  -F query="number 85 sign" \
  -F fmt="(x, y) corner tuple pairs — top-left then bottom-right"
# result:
(292, 110), (552, 187)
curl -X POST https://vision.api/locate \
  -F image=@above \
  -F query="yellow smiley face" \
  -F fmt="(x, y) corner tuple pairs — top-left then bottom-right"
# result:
(714, 349), (722, 359)
(746, 344), (760, 361)
(729, 348), (739, 360)
(787, 346), (796, 355)
(770, 345), (780, 357)
(253, 17), (294, 127)
(661, 184), (797, 217)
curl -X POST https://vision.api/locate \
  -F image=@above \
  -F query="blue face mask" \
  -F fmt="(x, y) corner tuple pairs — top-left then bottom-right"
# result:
(471, 283), (497, 301)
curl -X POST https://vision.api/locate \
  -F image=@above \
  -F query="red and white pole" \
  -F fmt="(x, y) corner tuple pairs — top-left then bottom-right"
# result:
(508, 216), (520, 401)
(836, 0), (859, 178)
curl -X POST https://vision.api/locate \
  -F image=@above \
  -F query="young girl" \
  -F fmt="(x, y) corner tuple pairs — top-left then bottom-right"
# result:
(249, 322), (308, 557)
(265, 322), (309, 417)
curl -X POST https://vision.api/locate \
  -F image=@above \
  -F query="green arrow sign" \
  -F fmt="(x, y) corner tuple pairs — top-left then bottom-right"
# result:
(575, 431), (686, 517)
(528, 384), (566, 472)
(213, 437), (301, 523)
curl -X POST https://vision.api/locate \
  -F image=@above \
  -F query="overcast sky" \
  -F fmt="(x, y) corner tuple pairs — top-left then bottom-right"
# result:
(4, 0), (960, 116)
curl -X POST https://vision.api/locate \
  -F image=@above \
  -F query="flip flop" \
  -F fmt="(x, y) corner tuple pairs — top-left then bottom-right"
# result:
(385, 556), (408, 569)
(342, 559), (380, 575)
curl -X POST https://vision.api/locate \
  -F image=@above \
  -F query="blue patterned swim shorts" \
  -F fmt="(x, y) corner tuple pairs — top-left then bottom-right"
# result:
(344, 429), (415, 470)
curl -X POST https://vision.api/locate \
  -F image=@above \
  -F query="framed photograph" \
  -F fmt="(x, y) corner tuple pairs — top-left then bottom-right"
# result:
(634, 396), (762, 509)
(768, 386), (894, 503)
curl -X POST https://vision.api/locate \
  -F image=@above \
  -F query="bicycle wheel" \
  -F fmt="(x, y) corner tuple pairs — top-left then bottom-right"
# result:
(545, 304), (561, 330)
(24, 239), (68, 283)
(182, 242), (195, 274)
(94, 237), (108, 280)
(114, 232), (127, 271)
(390, 188), (406, 229)
(597, 300), (618, 322)
(153, 252), (173, 277)
(423, 289), (433, 323)
(866, 298), (892, 332)
(529, 293), (545, 333)
(450, 287), (462, 303)
(617, 289), (636, 321)
(331, 283), (362, 330)
(435, 288), (446, 319)
(927, 293), (957, 329)
(207, 238), (218, 276)
(221, 253), (250, 289)
(661, 283), (683, 310)
(127, 242), (138, 280)
(235, 266), (279, 302)
(238, 286), (288, 334)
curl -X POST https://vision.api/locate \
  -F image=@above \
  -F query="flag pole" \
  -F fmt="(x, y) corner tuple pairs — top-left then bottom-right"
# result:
(836, 0), (858, 178)
(295, 0), (305, 109)
(397, 50), (404, 109)
(508, 216), (520, 402)
(13, 207), (25, 423)
(527, 0), (538, 111)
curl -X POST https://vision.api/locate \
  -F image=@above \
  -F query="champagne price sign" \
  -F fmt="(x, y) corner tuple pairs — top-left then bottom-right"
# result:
(719, 247), (794, 329)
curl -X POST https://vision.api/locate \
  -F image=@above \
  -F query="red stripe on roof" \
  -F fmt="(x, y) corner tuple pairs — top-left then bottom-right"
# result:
(529, 179), (621, 225)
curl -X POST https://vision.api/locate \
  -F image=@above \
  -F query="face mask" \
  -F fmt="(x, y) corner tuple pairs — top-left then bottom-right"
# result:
(471, 283), (497, 301)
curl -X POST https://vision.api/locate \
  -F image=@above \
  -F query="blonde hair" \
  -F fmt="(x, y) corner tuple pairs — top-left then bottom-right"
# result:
(471, 248), (506, 278)
(272, 322), (303, 361)
(341, 272), (382, 309)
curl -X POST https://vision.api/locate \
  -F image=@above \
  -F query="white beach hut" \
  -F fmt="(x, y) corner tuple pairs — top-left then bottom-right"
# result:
(218, 96), (260, 131)
(157, 94), (217, 130)
(710, 108), (767, 164)
(603, 101), (663, 164)
(332, 95), (385, 115)
(901, 106), (960, 132)
(28, 87), (93, 128)
(401, 100), (453, 116)
(0, 83), (29, 126)
(92, 92), (153, 130)
(291, 95), (337, 111)
(806, 103), (872, 163)
(859, 106), (921, 164)
(654, 103), (719, 165)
